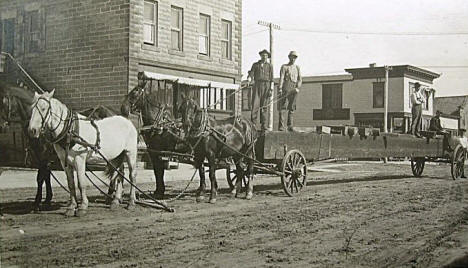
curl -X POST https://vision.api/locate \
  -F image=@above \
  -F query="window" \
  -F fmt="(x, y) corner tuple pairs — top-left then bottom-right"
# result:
(322, 83), (343, 109)
(1, 18), (15, 54)
(143, 1), (157, 45)
(199, 14), (210, 55)
(242, 86), (252, 111)
(171, 6), (183, 51)
(373, 82), (384, 108)
(199, 87), (234, 111)
(220, 20), (231, 59)
(27, 10), (41, 52)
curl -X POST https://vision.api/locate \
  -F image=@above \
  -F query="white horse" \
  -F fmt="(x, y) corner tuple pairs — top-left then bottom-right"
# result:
(28, 90), (138, 217)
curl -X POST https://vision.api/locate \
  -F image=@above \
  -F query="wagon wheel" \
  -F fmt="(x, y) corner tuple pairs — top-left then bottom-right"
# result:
(226, 166), (247, 191)
(410, 157), (425, 177)
(451, 145), (466, 180)
(281, 149), (307, 197)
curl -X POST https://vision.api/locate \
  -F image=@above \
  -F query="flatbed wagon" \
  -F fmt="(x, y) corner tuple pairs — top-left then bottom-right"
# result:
(226, 129), (467, 197)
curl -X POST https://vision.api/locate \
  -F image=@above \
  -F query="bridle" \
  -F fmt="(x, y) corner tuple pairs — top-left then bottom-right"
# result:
(31, 97), (64, 135)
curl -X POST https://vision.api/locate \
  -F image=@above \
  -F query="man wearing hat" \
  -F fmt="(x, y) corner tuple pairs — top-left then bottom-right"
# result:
(410, 82), (426, 137)
(278, 51), (302, 131)
(248, 49), (273, 131)
(429, 110), (447, 135)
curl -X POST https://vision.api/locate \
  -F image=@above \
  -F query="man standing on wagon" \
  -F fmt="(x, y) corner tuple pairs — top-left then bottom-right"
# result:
(410, 82), (426, 138)
(278, 51), (302, 131)
(248, 49), (273, 131)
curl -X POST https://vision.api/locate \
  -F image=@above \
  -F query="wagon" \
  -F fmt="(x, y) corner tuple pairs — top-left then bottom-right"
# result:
(225, 128), (467, 197)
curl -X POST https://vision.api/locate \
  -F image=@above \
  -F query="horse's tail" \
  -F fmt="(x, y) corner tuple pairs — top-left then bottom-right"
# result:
(104, 151), (126, 183)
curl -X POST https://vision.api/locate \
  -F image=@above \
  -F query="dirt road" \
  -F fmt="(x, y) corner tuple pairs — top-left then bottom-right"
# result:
(1, 162), (468, 267)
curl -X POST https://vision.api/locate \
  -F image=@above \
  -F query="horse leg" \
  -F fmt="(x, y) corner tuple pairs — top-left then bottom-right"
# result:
(126, 149), (138, 210)
(44, 165), (53, 205)
(207, 154), (218, 204)
(151, 154), (165, 199)
(54, 145), (78, 216)
(107, 175), (116, 204)
(33, 167), (45, 211)
(233, 160), (244, 198)
(246, 157), (255, 200)
(195, 156), (206, 202)
(74, 155), (89, 217)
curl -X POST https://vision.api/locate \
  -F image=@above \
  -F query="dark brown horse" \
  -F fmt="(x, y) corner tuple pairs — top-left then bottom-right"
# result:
(179, 97), (257, 203)
(120, 79), (197, 199)
(0, 81), (117, 211)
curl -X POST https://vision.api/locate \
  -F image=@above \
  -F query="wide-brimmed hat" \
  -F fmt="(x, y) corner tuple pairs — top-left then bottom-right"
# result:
(288, 51), (298, 58)
(258, 49), (270, 57)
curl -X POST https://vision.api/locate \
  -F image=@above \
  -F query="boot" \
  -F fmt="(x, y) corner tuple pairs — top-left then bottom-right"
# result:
(287, 111), (295, 132)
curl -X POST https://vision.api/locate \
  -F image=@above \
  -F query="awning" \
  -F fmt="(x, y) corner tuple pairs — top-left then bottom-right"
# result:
(140, 71), (239, 89)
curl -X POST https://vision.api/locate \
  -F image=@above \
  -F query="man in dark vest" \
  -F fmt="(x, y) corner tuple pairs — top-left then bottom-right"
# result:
(248, 49), (273, 131)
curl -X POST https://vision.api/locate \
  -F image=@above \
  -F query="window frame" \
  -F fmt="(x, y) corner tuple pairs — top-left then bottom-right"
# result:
(27, 10), (41, 53)
(143, 0), (158, 46)
(220, 19), (232, 60)
(198, 13), (210, 56)
(322, 83), (343, 109)
(372, 82), (385, 108)
(171, 6), (183, 51)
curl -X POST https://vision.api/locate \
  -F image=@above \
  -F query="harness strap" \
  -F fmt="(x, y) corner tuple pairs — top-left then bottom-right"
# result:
(90, 119), (101, 149)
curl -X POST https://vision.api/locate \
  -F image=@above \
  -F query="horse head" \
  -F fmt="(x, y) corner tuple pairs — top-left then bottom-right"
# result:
(28, 89), (58, 138)
(178, 93), (200, 135)
(0, 82), (35, 128)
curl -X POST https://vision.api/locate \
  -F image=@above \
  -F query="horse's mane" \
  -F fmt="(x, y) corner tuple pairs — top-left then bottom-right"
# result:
(0, 81), (35, 105)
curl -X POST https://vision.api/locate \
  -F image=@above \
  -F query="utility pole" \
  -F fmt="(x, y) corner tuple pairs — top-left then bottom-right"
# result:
(384, 65), (392, 133)
(258, 21), (280, 131)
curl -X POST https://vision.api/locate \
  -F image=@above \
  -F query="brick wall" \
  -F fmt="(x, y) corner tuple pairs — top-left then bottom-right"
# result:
(128, 0), (242, 114)
(0, 0), (130, 111)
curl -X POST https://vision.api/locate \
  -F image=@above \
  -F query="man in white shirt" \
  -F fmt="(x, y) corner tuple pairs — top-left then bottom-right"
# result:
(410, 82), (425, 137)
(278, 51), (302, 131)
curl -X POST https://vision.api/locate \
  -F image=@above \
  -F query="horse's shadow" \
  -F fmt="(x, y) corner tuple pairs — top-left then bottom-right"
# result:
(0, 200), (64, 215)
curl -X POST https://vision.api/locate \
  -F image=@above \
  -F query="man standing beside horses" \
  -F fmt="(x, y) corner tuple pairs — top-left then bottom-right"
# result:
(248, 49), (273, 131)
(278, 51), (302, 131)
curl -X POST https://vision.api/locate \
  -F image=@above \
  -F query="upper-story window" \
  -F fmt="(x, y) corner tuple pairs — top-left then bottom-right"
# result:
(199, 14), (210, 55)
(1, 18), (15, 55)
(220, 20), (232, 60)
(322, 83), (343, 109)
(373, 82), (384, 108)
(143, 1), (158, 45)
(171, 6), (183, 51)
(26, 10), (43, 53)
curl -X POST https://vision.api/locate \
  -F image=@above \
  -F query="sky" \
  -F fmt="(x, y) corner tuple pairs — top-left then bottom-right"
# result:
(242, 0), (468, 97)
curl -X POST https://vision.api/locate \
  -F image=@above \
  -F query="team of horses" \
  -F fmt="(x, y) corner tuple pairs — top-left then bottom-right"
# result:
(0, 75), (257, 216)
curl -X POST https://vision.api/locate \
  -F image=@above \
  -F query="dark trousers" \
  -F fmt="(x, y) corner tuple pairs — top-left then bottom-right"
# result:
(251, 81), (271, 130)
(278, 81), (298, 130)
(411, 104), (422, 135)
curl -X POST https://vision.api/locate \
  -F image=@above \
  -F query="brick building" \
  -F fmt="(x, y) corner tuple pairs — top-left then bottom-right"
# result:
(0, 0), (242, 165)
(0, 0), (242, 114)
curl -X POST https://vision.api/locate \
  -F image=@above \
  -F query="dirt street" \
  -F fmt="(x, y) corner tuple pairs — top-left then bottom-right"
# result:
(1, 161), (468, 267)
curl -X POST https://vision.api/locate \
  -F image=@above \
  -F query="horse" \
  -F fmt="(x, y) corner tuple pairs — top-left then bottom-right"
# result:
(179, 97), (258, 203)
(0, 81), (118, 211)
(28, 90), (138, 217)
(120, 79), (200, 199)
(0, 81), (56, 211)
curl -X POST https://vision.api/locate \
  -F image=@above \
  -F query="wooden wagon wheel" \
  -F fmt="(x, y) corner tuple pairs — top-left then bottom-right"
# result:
(451, 145), (466, 180)
(226, 166), (247, 191)
(281, 149), (307, 197)
(410, 157), (425, 177)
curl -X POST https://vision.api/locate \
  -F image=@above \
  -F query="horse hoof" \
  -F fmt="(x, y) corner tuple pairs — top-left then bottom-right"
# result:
(196, 195), (205, 202)
(153, 193), (164, 200)
(209, 198), (217, 204)
(127, 203), (136, 211)
(110, 201), (120, 210)
(246, 192), (253, 200)
(64, 209), (75, 217)
(75, 209), (87, 217)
